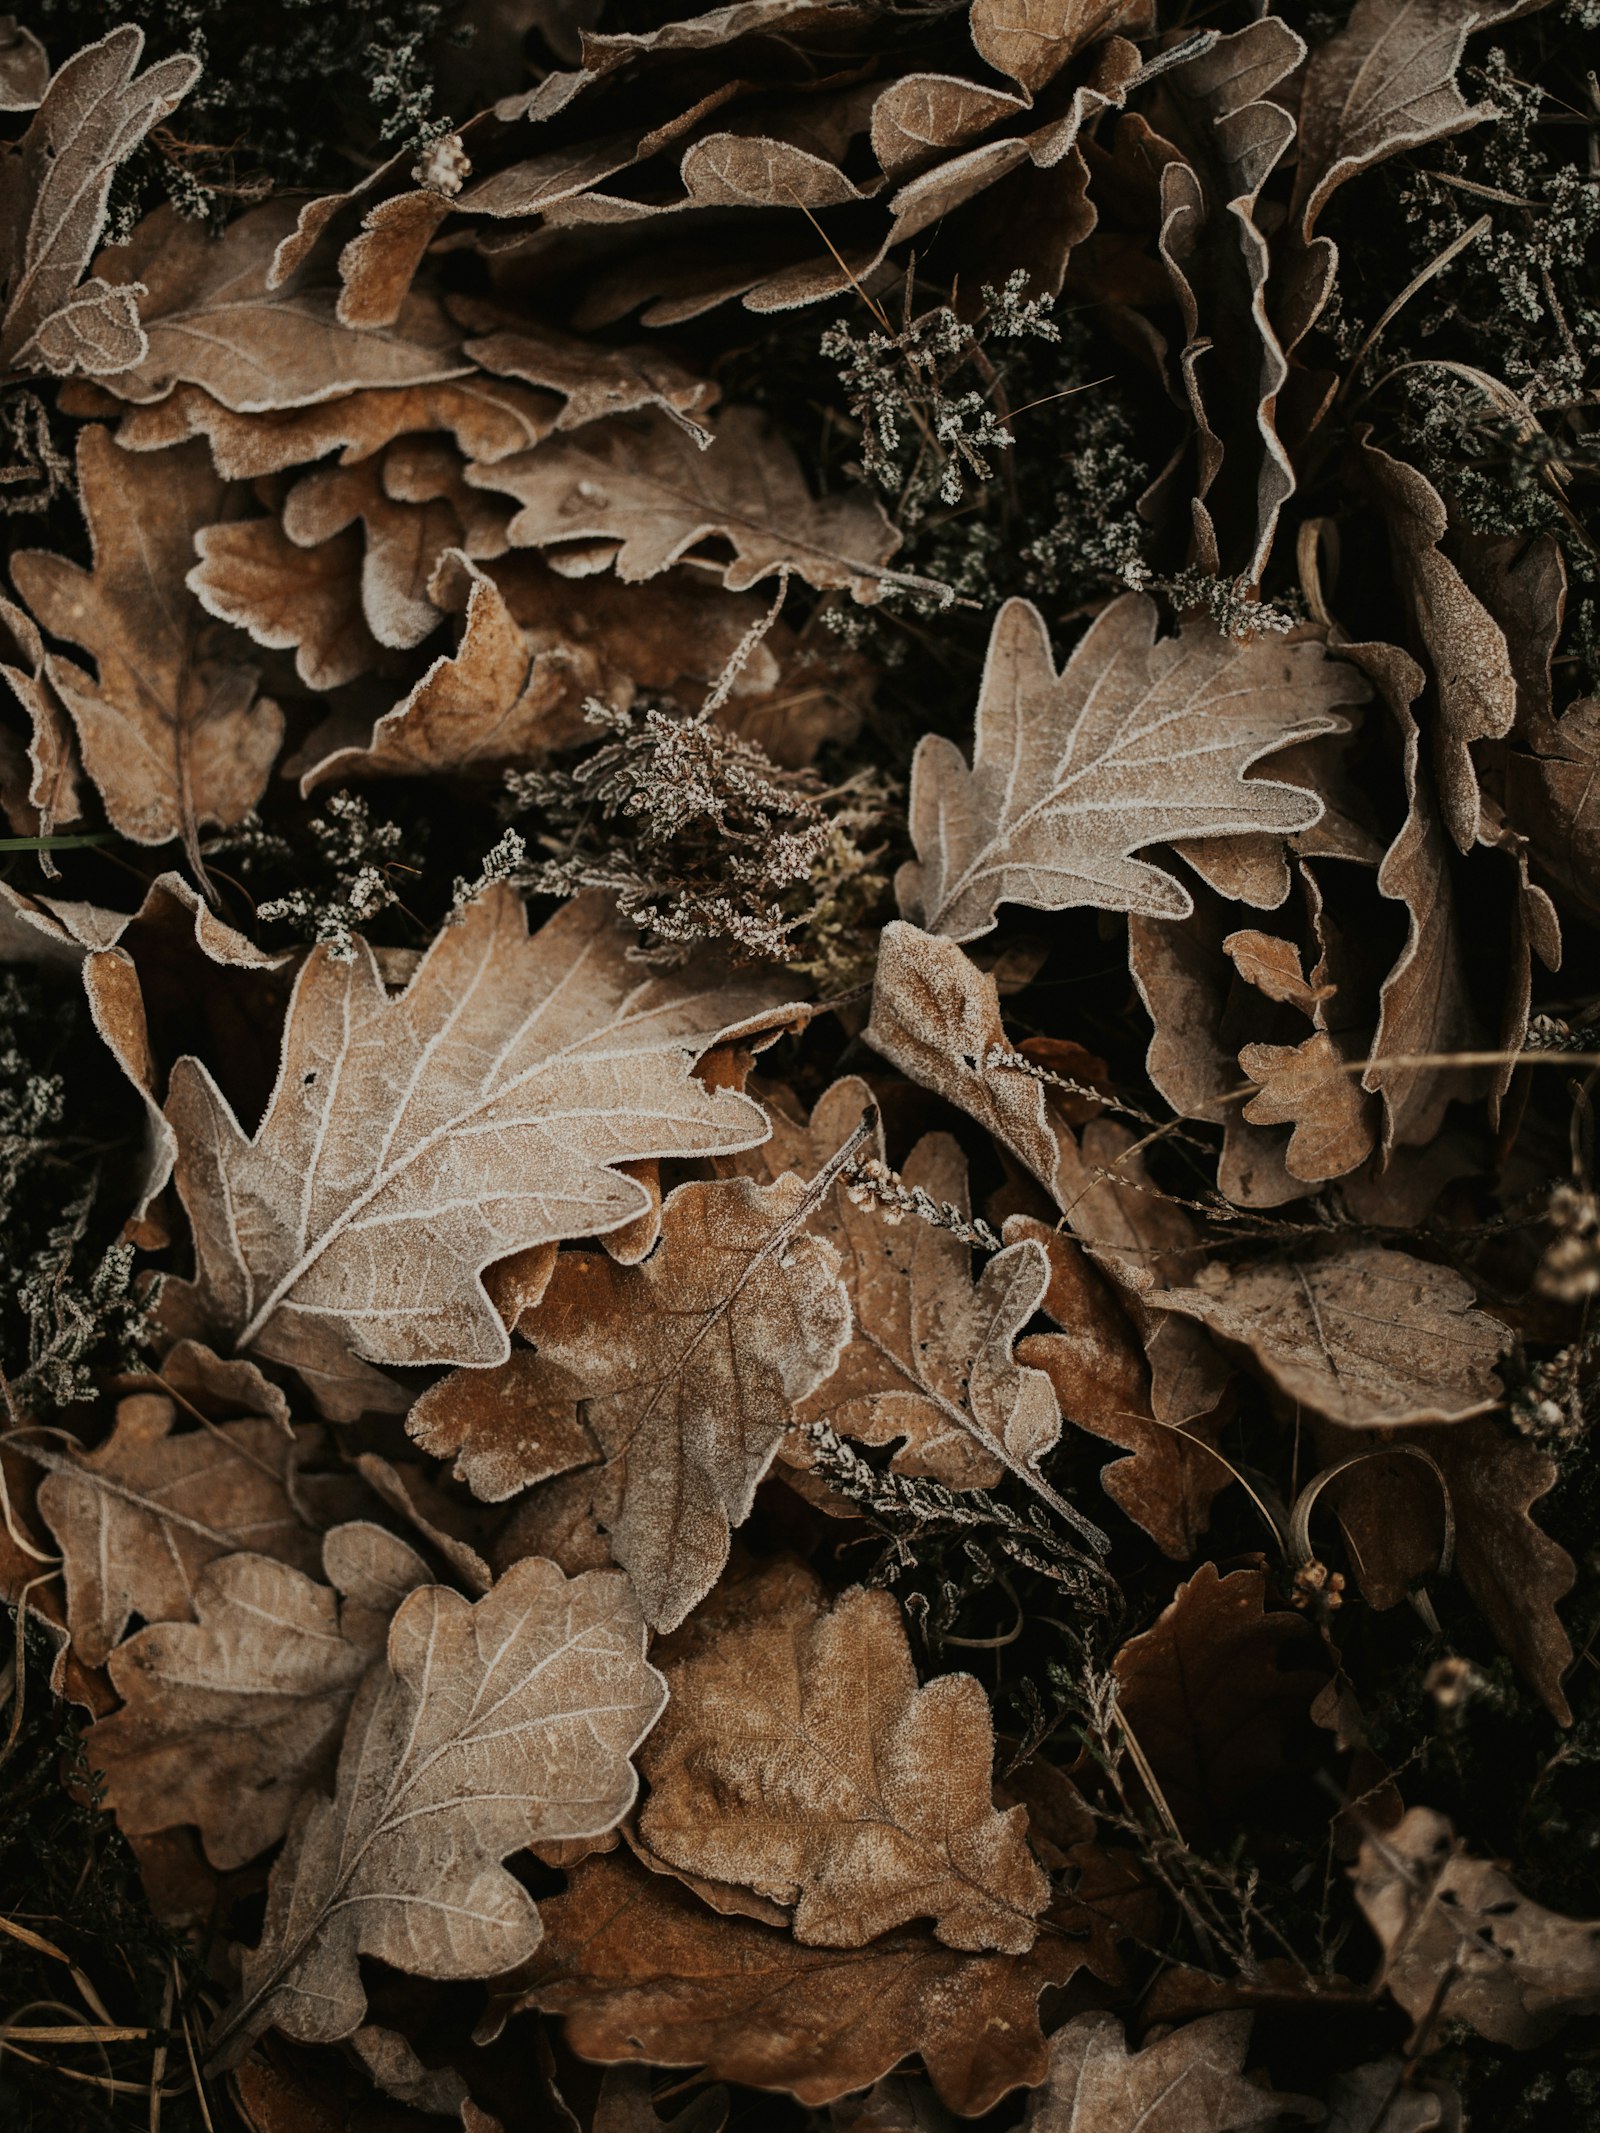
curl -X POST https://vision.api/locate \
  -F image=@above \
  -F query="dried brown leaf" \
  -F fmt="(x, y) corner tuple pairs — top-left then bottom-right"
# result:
(1354, 1807), (1600, 2047)
(1111, 1564), (1329, 1841)
(30, 1390), (328, 1667)
(1149, 1244), (1505, 1429)
(87, 1522), (430, 1868)
(1506, 696), (1600, 917)
(1238, 1030), (1376, 1182)
(10, 428), (283, 869)
(188, 511), (379, 693)
(1015, 1218), (1227, 1559)
(466, 403), (901, 600)
(519, 1847), (1119, 2114)
(1022, 2010), (1320, 2132)
(0, 589), (79, 838)
(968, 0), (1151, 96)
(0, 27), (199, 376)
(89, 199), (469, 412)
(164, 886), (797, 1420)
(898, 594), (1365, 941)
(412, 1173), (850, 1630)
(209, 1557), (666, 2063)
(638, 1559), (1049, 1950)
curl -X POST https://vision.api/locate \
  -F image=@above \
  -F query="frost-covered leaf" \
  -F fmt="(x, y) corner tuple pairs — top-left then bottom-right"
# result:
(164, 885), (798, 1419)
(411, 1174), (850, 1631)
(209, 1557), (666, 2063)
(1022, 2010), (1320, 2132)
(898, 595), (1366, 941)
(638, 1559), (1049, 1951)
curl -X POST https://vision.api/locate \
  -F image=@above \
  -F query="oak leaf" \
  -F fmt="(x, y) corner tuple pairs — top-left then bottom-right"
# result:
(1507, 695), (1600, 917)
(637, 1559), (1048, 1951)
(1110, 1564), (1330, 1842)
(0, 27), (199, 377)
(164, 885), (797, 1420)
(411, 1173), (851, 1630)
(466, 404), (901, 601)
(209, 1556), (666, 2064)
(1015, 1217), (1228, 1560)
(1022, 2010), (1320, 2132)
(1354, 1807), (1600, 2047)
(10, 427), (283, 871)
(520, 1848), (1122, 2114)
(0, 19), (48, 112)
(898, 594), (1365, 941)
(969, 0), (1151, 96)
(186, 509), (378, 693)
(88, 199), (469, 412)
(1150, 1244), (1505, 1430)
(30, 1390), (328, 1667)
(87, 1523), (431, 1869)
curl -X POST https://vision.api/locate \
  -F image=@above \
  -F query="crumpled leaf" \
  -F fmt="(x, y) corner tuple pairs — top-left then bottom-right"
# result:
(0, 588), (79, 840)
(1110, 1564), (1330, 1841)
(411, 1173), (850, 1631)
(0, 26), (199, 376)
(87, 1522), (431, 1869)
(467, 403), (902, 601)
(637, 1559), (1049, 1951)
(209, 1556), (666, 2063)
(519, 1847), (1127, 2114)
(10, 427), (283, 871)
(1150, 1243), (1505, 1430)
(898, 593), (1366, 941)
(1021, 2010), (1321, 2132)
(30, 1390), (328, 1667)
(1354, 1807), (1600, 2047)
(164, 885), (797, 1420)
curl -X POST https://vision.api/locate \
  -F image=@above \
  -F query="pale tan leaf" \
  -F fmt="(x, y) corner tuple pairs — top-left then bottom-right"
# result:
(1022, 2010), (1319, 2132)
(898, 594), (1365, 941)
(1150, 1244), (1505, 1429)
(518, 1848), (1108, 2114)
(1322, 2058), (1461, 2133)
(335, 189), (452, 330)
(466, 404), (901, 600)
(637, 1560), (1047, 1950)
(1224, 928), (1333, 1013)
(351, 2024), (499, 2132)
(969, 0), (1151, 95)
(869, 75), (1028, 178)
(87, 1522), (430, 1868)
(208, 1557), (666, 2061)
(164, 885), (799, 1419)
(30, 1390), (329, 1666)
(88, 198), (469, 411)
(1354, 1807), (1600, 2047)
(10, 428), (283, 866)
(1292, 0), (1528, 240)
(188, 512), (379, 692)
(411, 1173), (850, 1630)
(1507, 695), (1600, 917)
(0, 26), (198, 374)
(107, 373), (561, 477)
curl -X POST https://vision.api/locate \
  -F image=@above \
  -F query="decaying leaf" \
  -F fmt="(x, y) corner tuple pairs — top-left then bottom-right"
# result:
(412, 1173), (850, 1631)
(519, 1848), (1125, 2114)
(87, 1523), (430, 1868)
(898, 594), (1365, 941)
(638, 1559), (1049, 1951)
(164, 885), (797, 1419)
(30, 1391), (327, 1667)
(468, 404), (902, 601)
(1354, 1807), (1600, 2047)
(1150, 1244), (1505, 1429)
(10, 427), (283, 870)
(210, 1556), (666, 2063)
(1022, 2010), (1320, 2132)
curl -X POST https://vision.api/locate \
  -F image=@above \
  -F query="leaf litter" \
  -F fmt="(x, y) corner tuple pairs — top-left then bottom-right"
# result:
(1, 4), (1599, 2131)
